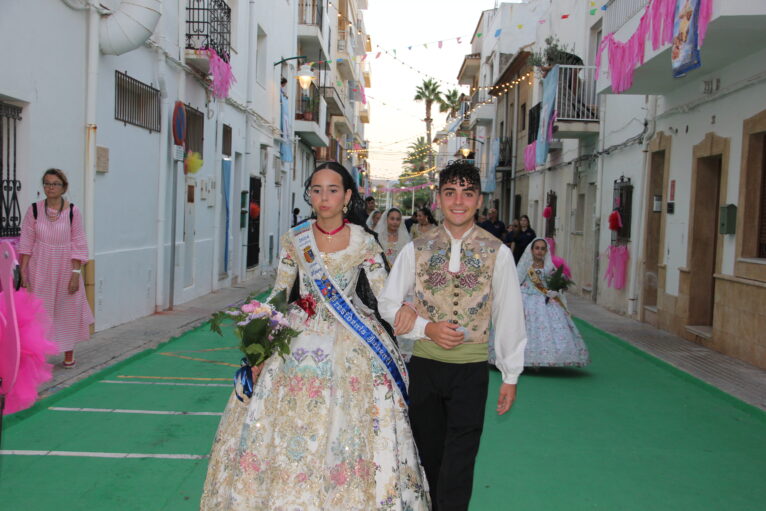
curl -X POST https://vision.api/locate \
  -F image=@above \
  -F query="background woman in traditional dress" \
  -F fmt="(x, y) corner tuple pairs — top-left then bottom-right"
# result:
(375, 208), (411, 266)
(516, 238), (589, 368)
(410, 207), (438, 240)
(201, 162), (429, 510)
(366, 209), (382, 230)
(18, 169), (93, 368)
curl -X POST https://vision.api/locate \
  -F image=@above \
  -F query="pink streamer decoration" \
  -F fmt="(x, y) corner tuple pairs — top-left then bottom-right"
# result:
(207, 49), (236, 99)
(544, 237), (573, 279)
(524, 142), (537, 171)
(595, 0), (713, 93)
(604, 245), (630, 290)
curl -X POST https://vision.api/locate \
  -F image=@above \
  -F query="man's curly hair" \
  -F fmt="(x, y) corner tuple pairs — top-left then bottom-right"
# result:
(438, 160), (481, 191)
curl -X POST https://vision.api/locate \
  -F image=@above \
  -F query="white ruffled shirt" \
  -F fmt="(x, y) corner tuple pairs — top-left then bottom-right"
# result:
(379, 225), (527, 384)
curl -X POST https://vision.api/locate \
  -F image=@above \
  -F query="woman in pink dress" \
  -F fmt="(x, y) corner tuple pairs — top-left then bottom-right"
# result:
(18, 168), (93, 367)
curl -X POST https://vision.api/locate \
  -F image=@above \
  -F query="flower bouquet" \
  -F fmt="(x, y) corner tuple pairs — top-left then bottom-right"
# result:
(544, 264), (575, 306)
(210, 289), (303, 399)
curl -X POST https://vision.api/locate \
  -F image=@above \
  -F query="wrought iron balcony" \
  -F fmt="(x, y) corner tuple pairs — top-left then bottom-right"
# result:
(299, 0), (323, 27)
(556, 65), (599, 122)
(602, 0), (649, 35)
(186, 0), (231, 62)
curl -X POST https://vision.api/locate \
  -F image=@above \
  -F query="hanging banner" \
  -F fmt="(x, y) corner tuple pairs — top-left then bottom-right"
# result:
(536, 65), (559, 165)
(483, 138), (499, 194)
(671, 0), (702, 77)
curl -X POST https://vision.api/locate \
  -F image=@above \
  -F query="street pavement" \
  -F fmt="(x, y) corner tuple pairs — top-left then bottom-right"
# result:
(1, 284), (764, 510)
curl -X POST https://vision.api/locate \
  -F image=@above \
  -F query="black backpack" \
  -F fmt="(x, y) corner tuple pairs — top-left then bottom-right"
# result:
(32, 201), (74, 223)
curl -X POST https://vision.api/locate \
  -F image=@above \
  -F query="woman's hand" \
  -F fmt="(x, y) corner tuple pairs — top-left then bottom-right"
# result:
(394, 304), (417, 335)
(547, 290), (559, 299)
(68, 273), (80, 294)
(250, 362), (265, 383)
(20, 274), (30, 291)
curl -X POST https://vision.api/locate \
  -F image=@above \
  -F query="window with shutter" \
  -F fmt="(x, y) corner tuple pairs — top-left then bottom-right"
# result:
(612, 177), (633, 244)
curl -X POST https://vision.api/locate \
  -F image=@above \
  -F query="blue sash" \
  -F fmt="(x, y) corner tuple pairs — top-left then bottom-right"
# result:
(290, 221), (409, 404)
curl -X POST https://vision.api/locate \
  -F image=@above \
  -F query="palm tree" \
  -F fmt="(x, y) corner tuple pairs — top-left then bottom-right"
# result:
(413, 78), (442, 170)
(403, 136), (431, 173)
(439, 88), (462, 120)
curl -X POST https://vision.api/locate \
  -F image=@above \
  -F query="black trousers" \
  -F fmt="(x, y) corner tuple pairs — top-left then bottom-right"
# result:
(407, 357), (489, 511)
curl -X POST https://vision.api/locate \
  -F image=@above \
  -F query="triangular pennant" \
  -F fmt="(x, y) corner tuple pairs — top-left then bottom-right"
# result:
(590, 8), (596, 14)
(517, 24), (523, 29)
(408, 46), (412, 50)
(424, 43), (428, 49)
(361, 54), (367, 62)
(561, 14), (570, 19)
(494, 29), (502, 37)
(601, 4), (607, 10)
(337, 80), (342, 87)
(438, 41), (443, 48)
(476, 32), (483, 38)
(457, 37), (462, 43)
(375, 52), (381, 58)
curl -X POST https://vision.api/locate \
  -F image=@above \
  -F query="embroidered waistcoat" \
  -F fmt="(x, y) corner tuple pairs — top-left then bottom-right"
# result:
(412, 226), (501, 344)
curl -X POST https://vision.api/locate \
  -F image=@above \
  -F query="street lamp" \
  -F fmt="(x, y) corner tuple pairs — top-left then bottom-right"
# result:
(459, 144), (471, 158)
(296, 64), (315, 91)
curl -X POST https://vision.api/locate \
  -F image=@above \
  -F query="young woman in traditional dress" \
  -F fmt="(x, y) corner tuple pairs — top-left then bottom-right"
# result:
(410, 207), (438, 240)
(18, 169), (93, 368)
(515, 238), (590, 368)
(374, 208), (411, 266)
(201, 162), (429, 511)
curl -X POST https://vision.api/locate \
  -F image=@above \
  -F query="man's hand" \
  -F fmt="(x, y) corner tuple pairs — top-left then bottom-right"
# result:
(424, 321), (464, 349)
(496, 383), (517, 415)
(394, 305), (417, 335)
(68, 273), (80, 294)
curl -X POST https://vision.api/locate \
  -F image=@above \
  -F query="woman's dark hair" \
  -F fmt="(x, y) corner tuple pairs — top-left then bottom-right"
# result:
(520, 214), (532, 229)
(438, 160), (481, 191)
(418, 207), (438, 225)
(297, 162), (395, 338)
(42, 168), (69, 192)
(386, 207), (402, 218)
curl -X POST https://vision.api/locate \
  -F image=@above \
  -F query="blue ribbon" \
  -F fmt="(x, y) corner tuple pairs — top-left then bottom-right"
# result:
(316, 276), (409, 405)
(234, 357), (254, 402)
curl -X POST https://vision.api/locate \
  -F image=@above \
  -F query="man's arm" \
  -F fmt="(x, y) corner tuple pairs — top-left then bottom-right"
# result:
(378, 243), (430, 339)
(491, 245), (527, 414)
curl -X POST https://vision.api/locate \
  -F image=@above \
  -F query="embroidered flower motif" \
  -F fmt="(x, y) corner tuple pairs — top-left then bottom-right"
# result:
(286, 435), (308, 461)
(426, 271), (448, 288)
(311, 347), (329, 364)
(465, 257), (482, 268)
(330, 462), (349, 486)
(349, 376), (361, 392)
(288, 375), (304, 394)
(459, 273), (479, 289)
(294, 472), (308, 484)
(307, 377), (323, 399)
(429, 253), (446, 267)
(354, 458), (376, 481)
(238, 451), (262, 473)
(292, 348), (309, 362)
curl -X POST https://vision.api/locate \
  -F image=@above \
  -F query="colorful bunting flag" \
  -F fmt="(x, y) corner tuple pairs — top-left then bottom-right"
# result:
(517, 24), (523, 29)
(375, 52), (381, 58)
(477, 32), (483, 38)
(457, 37), (462, 43)
(590, 8), (596, 14)
(601, 4), (607, 10)
(361, 54), (367, 62)
(438, 41), (443, 48)
(561, 14), (570, 19)
(494, 29), (502, 37)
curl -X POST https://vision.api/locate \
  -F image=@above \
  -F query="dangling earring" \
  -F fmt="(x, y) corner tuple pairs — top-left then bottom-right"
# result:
(342, 203), (348, 215)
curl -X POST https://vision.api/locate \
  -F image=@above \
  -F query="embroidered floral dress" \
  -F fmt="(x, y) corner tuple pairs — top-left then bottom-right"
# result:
(201, 223), (430, 511)
(516, 267), (590, 368)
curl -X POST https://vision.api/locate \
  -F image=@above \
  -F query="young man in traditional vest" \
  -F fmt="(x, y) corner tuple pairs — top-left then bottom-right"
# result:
(379, 161), (526, 511)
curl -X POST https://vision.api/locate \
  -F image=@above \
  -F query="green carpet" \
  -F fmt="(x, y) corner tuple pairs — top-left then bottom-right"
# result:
(1, 308), (764, 510)
(471, 318), (766, 511)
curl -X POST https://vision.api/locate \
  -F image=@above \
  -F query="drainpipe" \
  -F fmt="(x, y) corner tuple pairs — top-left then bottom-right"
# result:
(510, 80), (519, 222)
(626, 95), (658, 316)
(591, 93), (607, 303)
(211, 101), (223, 290)
(154, 27), (169, 311)
(83, 1), (99, 320)
(241, 0), (257, 281)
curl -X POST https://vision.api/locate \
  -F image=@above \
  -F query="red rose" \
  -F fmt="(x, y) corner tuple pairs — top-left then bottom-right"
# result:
(296, 294), (317, 318)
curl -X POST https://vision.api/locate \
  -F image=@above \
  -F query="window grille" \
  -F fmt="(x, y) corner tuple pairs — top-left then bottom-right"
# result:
(612, 176), (633, 244)
(114, 71), (161, 132)
(186, 0), (232, 61)
(185, 105), (205, 157)
(0, 101), (22, 236)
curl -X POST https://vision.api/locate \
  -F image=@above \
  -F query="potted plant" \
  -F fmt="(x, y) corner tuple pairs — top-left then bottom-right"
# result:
(528, 36), (579, 76)
(302, 96), (318, 121)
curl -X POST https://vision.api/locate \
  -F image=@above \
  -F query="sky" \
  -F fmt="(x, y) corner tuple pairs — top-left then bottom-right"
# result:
(363, 0), (515, 181)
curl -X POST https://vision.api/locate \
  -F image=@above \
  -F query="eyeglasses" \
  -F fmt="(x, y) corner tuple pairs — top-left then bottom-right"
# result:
(43, 182), (64, 188)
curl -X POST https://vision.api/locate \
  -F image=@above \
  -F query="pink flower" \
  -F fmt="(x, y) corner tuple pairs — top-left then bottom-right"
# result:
(307, 377), (323, 399)
(330, 462), (349, 486)
(354, 458), (375, 480)
(349, 376), (361, 393)
(294, 472), (308, 484)
(427, 271), (447, 288)
(241, 303), (257, 314)
(459, 273), (479, 289)
(288, 375), (304, 394)
(238, 452), (262, 473)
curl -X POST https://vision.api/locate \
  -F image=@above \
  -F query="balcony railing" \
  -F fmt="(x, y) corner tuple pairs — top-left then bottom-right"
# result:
(556, 65), (599, 122)
(298, 0), (323, 27)
(497, 137), (513, 168)
(471, 89), (488, 106)
(603, 0), (649, 35)
(296, 83), (320, 123)
(186, 0), (231, 61)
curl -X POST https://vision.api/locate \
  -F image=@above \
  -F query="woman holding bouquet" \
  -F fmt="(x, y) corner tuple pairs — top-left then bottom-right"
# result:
(201, 162), (430, 510)
(514, 238), (589, 368)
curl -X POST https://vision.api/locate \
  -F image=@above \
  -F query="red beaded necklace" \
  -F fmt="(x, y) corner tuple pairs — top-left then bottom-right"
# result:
(315, 219), (348, 240)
